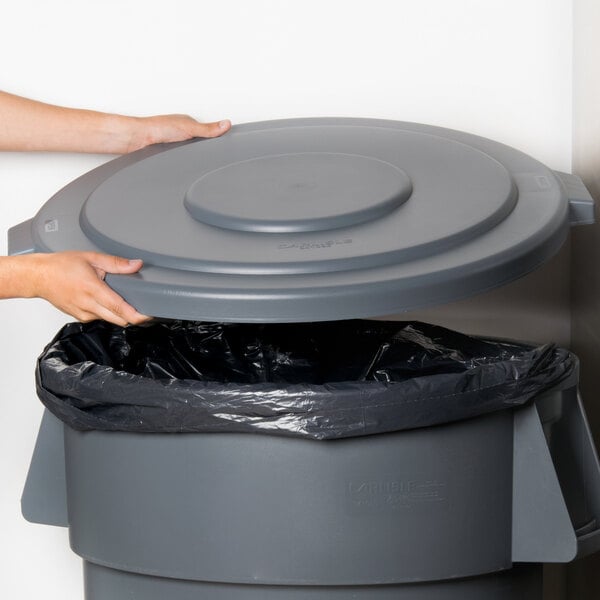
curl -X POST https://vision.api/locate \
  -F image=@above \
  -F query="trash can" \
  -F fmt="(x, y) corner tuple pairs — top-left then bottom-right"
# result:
(8, 118), (600, 599)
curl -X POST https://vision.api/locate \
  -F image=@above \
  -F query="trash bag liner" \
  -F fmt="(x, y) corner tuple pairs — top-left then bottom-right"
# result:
(36, 320), (578, 439)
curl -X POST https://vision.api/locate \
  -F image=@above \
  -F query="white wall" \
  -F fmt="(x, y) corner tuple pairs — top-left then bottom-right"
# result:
(0, 1), (573, 598)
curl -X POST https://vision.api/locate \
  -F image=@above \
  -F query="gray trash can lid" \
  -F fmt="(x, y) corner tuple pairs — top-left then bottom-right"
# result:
(25, 117), (586, 322)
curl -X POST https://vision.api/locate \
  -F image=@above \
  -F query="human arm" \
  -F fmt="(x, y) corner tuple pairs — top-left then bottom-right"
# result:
(0, 90), (231, 154)
(0, 252), (149, 326)
(0, 91), (232, 324)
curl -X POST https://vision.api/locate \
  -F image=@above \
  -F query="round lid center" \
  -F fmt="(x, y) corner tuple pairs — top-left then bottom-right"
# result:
(183, 152), (412, 233)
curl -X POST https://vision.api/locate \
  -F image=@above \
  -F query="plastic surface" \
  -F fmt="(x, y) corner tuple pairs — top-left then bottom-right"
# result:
(7, 217), (35, 255)
(66, 410), (515, 584)
(542, 390), (600, 558)
(58, 392), (592, 587)
(554, 171), (596, 225)
(9, 118), (595, 322)
(183, 152), (413, 233)
(37, 320), (577, 437)
(21, 410), (67, 527)
(83, 562), (543, 600)
(512, 399), (578, 562)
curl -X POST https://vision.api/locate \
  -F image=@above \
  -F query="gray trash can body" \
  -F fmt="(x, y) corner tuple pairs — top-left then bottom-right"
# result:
(23, 385), (600, 599)
(10, 117), (600, 599)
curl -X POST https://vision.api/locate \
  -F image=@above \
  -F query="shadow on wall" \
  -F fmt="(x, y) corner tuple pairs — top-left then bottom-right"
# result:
(569, 2), (600, 598)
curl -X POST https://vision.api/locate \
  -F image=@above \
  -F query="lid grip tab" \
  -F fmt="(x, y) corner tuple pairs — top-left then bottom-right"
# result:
(8, 218), (35, 255)
(554, 171), (596, 226)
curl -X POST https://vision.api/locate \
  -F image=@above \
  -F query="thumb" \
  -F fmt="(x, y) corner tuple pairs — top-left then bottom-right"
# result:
(191, 119), (231, 138)
(89, 253), (144, 275)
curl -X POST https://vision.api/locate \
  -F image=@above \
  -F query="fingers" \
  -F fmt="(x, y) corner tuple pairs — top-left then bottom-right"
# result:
(189, 118), (231, 139)
(68, 284), (150, 327)
(34, 251), (151, 326)
(93, 284), (150, 326)
(124, 114), (232, 152)
(86, 254), (149, 325)
(95, 302), (149, 327)
(88, 253), (143, 276)
(86, 297), (150, 327)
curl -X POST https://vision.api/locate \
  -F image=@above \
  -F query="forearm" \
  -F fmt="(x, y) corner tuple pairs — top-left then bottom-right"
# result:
(0, 91), (144, 153)
(0, 91), (231, 154)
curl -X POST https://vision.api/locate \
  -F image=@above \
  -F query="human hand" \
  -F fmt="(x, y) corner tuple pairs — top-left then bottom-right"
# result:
(27, 252), (149, 326)
(125, 114), (232, 153)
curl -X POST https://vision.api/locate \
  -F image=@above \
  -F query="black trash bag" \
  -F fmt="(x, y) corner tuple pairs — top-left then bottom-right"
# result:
(36, 320), (578, 439)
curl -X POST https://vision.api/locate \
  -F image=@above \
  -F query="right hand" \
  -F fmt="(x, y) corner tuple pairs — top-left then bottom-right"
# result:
(30, 251), (150, 326)
(124, 114), (232, 153)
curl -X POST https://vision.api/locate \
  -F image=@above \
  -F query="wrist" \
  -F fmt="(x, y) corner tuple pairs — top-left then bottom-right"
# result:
(100, 113), (147, 154)
(0, 254), (47, 299)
